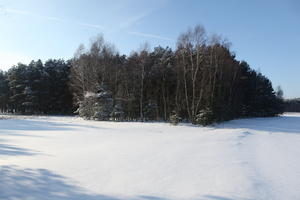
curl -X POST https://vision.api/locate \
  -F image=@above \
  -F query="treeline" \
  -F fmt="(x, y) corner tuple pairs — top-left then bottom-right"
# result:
(70, 25), (284, 125)
(0, 25), (283, 125)
(284, 99), (300, 112)
(0, 59), (73, 114)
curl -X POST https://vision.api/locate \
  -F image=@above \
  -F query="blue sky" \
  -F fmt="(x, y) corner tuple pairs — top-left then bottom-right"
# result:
(0, 0), (299, 98)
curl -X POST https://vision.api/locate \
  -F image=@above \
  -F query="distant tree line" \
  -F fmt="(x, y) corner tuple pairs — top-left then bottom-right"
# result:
(0, 25), (284, 125)
(284, 98), (300, 112)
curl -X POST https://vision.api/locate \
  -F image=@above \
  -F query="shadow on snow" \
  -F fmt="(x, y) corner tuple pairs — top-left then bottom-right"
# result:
(202, 195), (252, 200)
(0, 142), (38, 157)
(0, 118), (110, 132)
(0, 166), (173, 200)
(0, 165), (120, 200)
(0, 118), (111, 158)
(0, 165), (254, 200)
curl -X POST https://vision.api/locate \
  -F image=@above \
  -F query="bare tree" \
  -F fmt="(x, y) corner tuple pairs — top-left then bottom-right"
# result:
(70, 35), (117, 105)
(176, 25), (207, 122)
(138, 43), (150, 121)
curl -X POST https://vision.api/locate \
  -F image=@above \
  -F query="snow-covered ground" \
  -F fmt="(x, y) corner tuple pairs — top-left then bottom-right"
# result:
(0, 113), (300, 200)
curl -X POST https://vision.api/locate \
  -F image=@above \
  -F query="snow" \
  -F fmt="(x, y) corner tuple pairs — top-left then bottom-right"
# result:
(0, 114), (300, 200)
(84, 91), (97, 98)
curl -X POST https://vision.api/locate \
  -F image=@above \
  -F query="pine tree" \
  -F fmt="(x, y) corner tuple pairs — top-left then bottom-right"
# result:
(93, 84), (113, 120)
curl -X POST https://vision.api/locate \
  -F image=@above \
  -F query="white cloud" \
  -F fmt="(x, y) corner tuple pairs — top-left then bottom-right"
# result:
(3, 8), (106, 30)
(119, 12), (149, 29)
(127, 31), (173, 41)
(2, 6), (171, 42)
(78, 22), (106, 30)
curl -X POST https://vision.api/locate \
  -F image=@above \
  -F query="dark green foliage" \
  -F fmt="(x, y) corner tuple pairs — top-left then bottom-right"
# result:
(237, 61), (284, 117)
(77, 84), (114, 121)
(0, 59), (73, 114)
(195, 108), (214, 126)
(77, 93), (96, 119)
(284, 98), (300, 112)
(93, 85), (114, 121)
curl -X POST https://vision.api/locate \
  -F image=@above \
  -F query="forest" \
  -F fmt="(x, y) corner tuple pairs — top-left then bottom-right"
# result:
(284, 98), (300, 112)
(0, 25), (284, 125)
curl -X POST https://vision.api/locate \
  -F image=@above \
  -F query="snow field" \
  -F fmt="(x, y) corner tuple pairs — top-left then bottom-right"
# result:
(0, 114), (300, 200)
